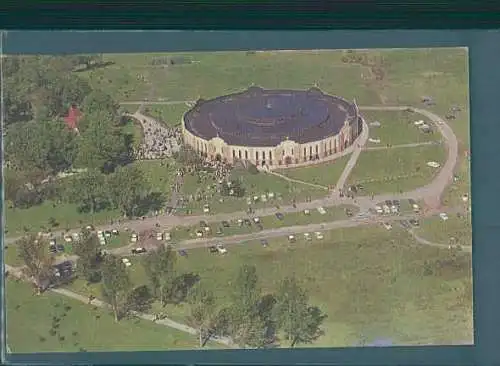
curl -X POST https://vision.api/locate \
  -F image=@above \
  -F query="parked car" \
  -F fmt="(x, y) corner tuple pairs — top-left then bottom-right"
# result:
(56, 244), (65, 253)
(131, 247), (147, 255)
(409, 219), (420, 227)
(276, 212), (284, 220)
(260, 239), (268, 247)
(178, 249), (188, 257)
(209, 246), (218, 253)
(216, 244), (227, 254)
(439, 213), (449, 221)
(222, 220), (230, 228)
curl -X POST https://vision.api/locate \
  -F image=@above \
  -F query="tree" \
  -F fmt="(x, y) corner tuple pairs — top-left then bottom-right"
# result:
(64, 169), (109, 214)
(107, 165), (147, 218)
(75, 112), (131, 172)
(273, 276), (327, 347)
(142, 246), (177, 306)
(5, 119), (77, 174)
(72, 230), (103, 283)
(226, 265), (272, 348)
(81, 90), (120, 120)
(100, 254), (132, 322)
(16, 234), (55, 293)
(187, 282), (217, 347)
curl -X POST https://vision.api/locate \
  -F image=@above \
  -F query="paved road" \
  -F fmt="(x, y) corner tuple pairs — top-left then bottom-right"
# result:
(4, 105), (459, 245)
(4, 264), (234, 348)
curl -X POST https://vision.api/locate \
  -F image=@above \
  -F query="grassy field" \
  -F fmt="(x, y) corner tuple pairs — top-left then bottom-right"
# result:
(274, 155), (351, 188)
(142, 104), (190, 127)
(347, 144), (447, 195)
(180, 168), (328, 215)
(5, 279), (209, 352)
(416, 214), (472, 246)
(170, 204), (358, 241)
(65, 224), (473, 347)
(121, 117), (143, 150)
(362, 110), (442, 146)
(5, 202), (121, 238)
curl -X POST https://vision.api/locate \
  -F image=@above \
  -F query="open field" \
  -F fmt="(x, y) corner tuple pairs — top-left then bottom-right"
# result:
(362, 110), (441, 146)
(81, 52), (382, 104)
(5, 279), (208, 352)
(5, 202), (121, 238)
(274, 155), (350, 187)
(347, 144), (447, 195)
(170, 204), (358, 241)
(180, 168), (328, 215)
(416, 214), (472, 246)
(142, 104), (190, 127)
(65, 224), (472, 347)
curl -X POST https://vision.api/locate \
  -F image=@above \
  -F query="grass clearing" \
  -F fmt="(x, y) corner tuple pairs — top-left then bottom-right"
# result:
(5, 279), (209, 352)
(416, 214), (472, 246)
(65, 224), (472, 347)
(142, 104), (190, 127)
(347, 144), (447, 195)
(362, 110), (442, 146)
(5, 202), (121, 239)
(274, 154), (351, 187)
(180, 168), (328, 215)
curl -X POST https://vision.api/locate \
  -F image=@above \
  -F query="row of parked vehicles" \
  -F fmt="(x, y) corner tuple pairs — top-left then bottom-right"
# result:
(375, 199), (420, 215)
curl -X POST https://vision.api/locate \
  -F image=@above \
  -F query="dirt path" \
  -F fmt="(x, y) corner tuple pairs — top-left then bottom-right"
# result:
(363, 141), (441, 151)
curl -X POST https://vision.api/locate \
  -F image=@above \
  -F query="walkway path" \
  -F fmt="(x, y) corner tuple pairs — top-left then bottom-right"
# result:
(265, 170), (329, 190)
(120, 100), (194, 106)
(408, 228), (472, 253)
(335, 119), (370, 192)
(363, 141), (441, 151)
(4, 264), (234, 348)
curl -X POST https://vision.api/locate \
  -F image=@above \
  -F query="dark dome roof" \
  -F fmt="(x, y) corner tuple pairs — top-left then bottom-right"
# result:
(183, 87), (357, 147)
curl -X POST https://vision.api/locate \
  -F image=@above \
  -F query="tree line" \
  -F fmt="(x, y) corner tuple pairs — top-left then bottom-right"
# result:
(15, 233), (327, 349)
(3, 55), (164, 221)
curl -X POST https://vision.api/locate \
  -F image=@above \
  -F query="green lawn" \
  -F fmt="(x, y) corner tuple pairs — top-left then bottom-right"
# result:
(362, 110), (441, 146)
(66, 224), (473, 347)
(170, 204), (358, 241)
(274, 154), (351, 188)
(121, 117), (143, 150)
(180, 168), (328, 215)
(5, 202), (121, 238)
(142, 104), (190, 127)
(416, 214), (472, 246)
(134, 158), (179, 194)
(84, 51), (382, 104)
(347, 144), (447, 195)
(5, 279), (210, 352)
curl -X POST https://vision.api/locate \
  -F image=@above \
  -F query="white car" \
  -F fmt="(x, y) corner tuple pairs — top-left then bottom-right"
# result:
(253, 217), (261, 223)
(383, 222), (392, 230)
(203, 205), (210, 213)
(122, 258), (132, 267)
(111, 229), (119, 235)
(439, 213), (449, 221)
(368, 138), (381, 144)
(64, 235), (73, 243)
(288, 234), (296, 242)
(414, 120), (424, 126)
(304, 209), (311, 215)
(383, 205), (391, 214)
(426, 161), (441, 168)
(391, 205), (398, 214)
(462, 194), (469, 202)
(315, 232), (324, 240)
(131, 233), (138, 243)
(196, 230), (203, 237)
(164, 232), (171, 241)
(204, 226), (211, 232)
(303, 233), (312, 241)
(260, 194), (268, 202)
(216, 244), (227, 254)
(156, 232), (164, 241)
(49, 239), (56, 246)
(317, 207), (326, 215)
(375, 205), (383, 214)
(268, 192), (275, 199)
(97, 230), (103, 237)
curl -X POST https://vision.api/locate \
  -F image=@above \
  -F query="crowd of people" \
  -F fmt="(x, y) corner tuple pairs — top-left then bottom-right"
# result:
(134, 117), (182, 160)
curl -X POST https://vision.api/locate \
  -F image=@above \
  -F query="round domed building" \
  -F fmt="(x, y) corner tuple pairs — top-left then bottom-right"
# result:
(182, 86), (363, 168)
